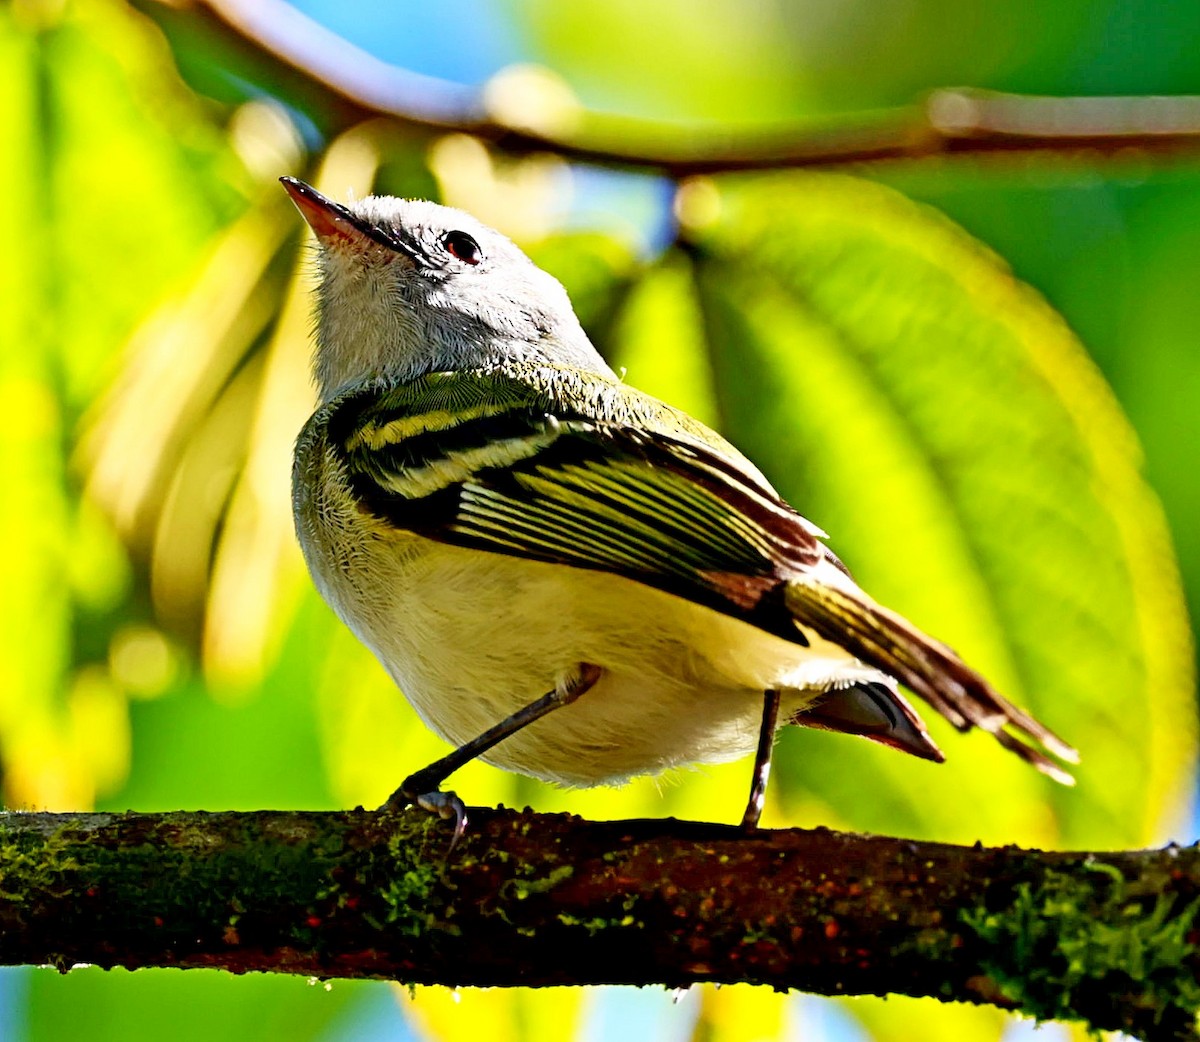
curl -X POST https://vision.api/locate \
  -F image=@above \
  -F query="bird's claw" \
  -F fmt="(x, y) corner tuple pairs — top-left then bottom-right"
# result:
(382, 785), (469, 854)
(414, 790), (469, 851)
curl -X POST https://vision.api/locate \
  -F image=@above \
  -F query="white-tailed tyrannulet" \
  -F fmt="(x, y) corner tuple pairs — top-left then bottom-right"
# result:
(281, 177), (1076, 837)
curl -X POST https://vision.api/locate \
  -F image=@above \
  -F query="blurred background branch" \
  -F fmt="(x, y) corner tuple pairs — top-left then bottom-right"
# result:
(144, 0), (1200, 174)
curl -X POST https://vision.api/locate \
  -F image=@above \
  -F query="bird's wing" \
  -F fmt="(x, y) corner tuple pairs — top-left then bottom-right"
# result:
(324, 364), (1076, 779)
(326, 364), (824, 643)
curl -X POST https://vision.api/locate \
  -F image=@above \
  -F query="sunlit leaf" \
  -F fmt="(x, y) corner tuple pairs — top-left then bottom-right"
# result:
(676, 172), (1195, 853)
(831, 994), (1011, 1042)
(399, 985), (587, 1042)
(0, 7), (87, 811)
(689, 985), (788, 1042)
(42, 0), (243, 407)
(507, 0), (806, 123)
(81, 201), (292, 574)
(26, 968), (366, 1042)
(0, 0), (241, 809)
(608, 252), (721, 428)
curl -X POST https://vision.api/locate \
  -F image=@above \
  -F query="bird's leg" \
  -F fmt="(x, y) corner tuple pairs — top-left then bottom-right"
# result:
(383, 663), (604, 847)
(740, 689), (782, 831)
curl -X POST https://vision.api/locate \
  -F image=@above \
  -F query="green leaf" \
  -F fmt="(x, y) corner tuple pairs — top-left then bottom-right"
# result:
(399, 985), (588, 1042)
(27, 968), (370, 1042)
(0, 0), (240, 811)
(683, 172), (1194, 850)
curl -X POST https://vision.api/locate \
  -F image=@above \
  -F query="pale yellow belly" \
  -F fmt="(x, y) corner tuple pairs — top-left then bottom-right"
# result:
(308, 526), (871, 786)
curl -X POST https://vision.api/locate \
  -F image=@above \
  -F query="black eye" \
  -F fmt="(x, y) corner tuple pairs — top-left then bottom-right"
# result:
(443, 230), (483, 266)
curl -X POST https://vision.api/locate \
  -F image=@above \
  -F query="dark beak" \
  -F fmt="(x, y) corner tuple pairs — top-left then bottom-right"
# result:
(279, 176), (417, 260)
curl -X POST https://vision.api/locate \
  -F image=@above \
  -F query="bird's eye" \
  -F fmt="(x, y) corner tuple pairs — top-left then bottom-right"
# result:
(443, 230), (483, 266)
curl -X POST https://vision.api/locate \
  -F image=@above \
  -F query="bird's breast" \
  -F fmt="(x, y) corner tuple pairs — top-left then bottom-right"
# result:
(293, 436), (861, 786)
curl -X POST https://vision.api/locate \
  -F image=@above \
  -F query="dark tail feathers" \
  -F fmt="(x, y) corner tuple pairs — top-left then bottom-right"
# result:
(785, 578), (1078, 784)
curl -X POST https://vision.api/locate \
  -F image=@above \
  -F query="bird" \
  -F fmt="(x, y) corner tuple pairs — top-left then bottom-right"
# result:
(280, 176), (1076, 839)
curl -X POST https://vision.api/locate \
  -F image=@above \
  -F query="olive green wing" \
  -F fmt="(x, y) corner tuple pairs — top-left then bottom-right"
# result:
(323, 364), (1077, 779)
(326, 365), (824, 642)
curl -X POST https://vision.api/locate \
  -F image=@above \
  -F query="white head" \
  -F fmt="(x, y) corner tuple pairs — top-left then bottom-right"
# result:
(281, 178), (612, 401)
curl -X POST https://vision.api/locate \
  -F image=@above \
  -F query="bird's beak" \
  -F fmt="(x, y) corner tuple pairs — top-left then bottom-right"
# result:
(279, 176), (417, 261)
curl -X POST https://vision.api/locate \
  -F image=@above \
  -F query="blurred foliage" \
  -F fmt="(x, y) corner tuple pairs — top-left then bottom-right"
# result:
(2, 0), (1199, 1041)
(689, 174), (1192, 848)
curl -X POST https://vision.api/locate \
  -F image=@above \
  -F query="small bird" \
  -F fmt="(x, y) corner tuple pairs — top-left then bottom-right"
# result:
(281, 176), (1076, 836)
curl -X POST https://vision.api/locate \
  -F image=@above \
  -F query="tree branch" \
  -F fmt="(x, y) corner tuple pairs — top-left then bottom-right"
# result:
(138, 0), (1200, 175)
(2, 808), (1197, 1040)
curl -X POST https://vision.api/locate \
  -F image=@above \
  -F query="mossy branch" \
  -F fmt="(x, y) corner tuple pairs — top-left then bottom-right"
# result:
(0, 808), (1197, 1039)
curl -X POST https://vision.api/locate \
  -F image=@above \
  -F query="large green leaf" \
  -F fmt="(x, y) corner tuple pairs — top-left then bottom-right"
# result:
(677, 173), (1193, 851)
(599, 171), (1198, 1042)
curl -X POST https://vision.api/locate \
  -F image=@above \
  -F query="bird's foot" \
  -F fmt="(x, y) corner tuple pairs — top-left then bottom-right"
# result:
(377, 665), (603, 854)
(382, 777), (469, 853)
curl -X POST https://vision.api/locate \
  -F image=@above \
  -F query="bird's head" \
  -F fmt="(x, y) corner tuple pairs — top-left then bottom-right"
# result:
(281, 177), (609, 401)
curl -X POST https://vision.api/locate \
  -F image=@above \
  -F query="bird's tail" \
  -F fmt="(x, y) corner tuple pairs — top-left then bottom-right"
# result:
(784, 577), (1078, 783)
